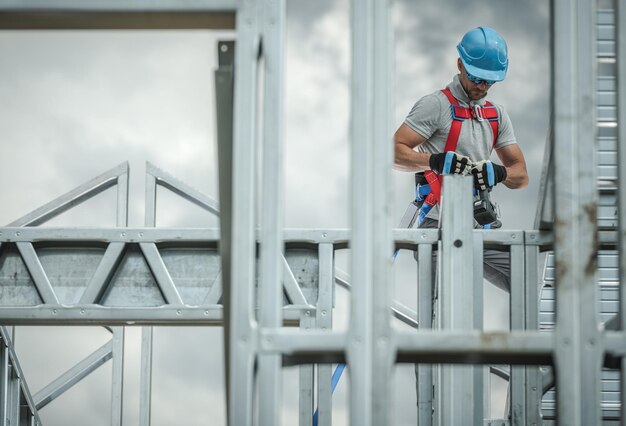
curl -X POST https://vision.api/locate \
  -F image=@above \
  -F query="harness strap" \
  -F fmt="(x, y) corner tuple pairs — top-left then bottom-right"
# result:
(440, 88), (499, 150)
(484, 100), (499, 147)
(441, 89), (464, 153)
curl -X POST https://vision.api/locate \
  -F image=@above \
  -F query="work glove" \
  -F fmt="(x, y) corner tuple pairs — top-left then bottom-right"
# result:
(472, 160), (507, 191)
(429, 151), (472, 175)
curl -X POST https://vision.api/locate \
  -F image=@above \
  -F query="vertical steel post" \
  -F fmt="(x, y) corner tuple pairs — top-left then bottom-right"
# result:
(509, 243), (526, 424)
(298, 312), (315, 426)
(439, 175), (474, 425)
(472, 232), (484, 425)
(524, 239), (542, 425)
(139, 171), (157, 426)
(258, 0), (285, 424)
(348, 0), (393, 424)
(552, 0), (601, 424)
(229, 1), (260, 424)
(110, 327), (124, 426)
(348, 0), (375, 422)
(0, 339), (8, 426)
(110, 155), (129, 426)
(215, 38), (235, 425)
(316, 243), (334, 425)
(617, 0), (626, 421)
(139, 327), (153, 426)
(10, 372), (19, 426)
(416, 243), (433, 426)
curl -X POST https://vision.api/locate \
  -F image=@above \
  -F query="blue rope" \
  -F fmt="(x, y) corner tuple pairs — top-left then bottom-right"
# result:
(313, 363), (347, 426)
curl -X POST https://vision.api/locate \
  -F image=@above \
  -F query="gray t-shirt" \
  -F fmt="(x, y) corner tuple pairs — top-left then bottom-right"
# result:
(403, 75), (518, 221)
(404, 74), (517, 161)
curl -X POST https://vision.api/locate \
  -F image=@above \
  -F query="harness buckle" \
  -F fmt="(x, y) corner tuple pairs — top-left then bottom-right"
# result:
(473, 104), (484, 122)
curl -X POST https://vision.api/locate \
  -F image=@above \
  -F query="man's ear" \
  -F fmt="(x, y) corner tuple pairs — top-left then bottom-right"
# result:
(457, 58), (463, 73)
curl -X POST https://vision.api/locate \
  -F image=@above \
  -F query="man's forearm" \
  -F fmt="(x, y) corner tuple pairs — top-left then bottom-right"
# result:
(394, 144), (431, 172)
(502, 164), (529, 189)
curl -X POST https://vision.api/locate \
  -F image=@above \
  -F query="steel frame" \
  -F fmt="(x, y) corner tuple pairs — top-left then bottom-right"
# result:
(1, 0), (625, 425)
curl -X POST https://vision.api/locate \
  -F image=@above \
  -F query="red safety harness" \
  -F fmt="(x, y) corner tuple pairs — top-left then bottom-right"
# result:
(422, 88), (500, 204)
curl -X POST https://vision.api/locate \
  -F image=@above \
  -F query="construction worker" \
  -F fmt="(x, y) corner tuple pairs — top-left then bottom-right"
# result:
(394, 26), (528, 292)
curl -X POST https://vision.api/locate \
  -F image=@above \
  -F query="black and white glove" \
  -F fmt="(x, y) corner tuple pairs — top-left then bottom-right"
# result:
(472, 160), (507, 191)
(429, 152), (472, 175)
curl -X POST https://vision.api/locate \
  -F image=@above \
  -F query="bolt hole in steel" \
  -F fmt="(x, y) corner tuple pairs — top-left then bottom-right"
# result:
(453, 239), (463, 247)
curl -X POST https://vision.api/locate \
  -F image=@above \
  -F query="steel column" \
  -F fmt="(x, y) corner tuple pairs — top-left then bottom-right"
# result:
(139, 327), (153, 426)
(298, 312), (315, 426)
(523, 241), (542, 425)
(110, 327), (125, 426)
(257, 0), (286, 424)
(617, 0), (626, 420)
(139, 176), (154, 426)
(439, 176), (475, 425)
(552, 0), (602, 424)
(472, 232), (484, 424)
(509, 244), (525, 425)
(0, 338), (8, 426)
(348, 0), (393, 424)
(228, 0), (260, 423)
(10, 372), (19, 426)
(214, 37), (235, 426)
(316, 243), (335, 425)
(416, 243), (433, 426)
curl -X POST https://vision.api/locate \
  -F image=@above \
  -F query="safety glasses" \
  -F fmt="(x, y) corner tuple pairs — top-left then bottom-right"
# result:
(465, 70), (496, 86)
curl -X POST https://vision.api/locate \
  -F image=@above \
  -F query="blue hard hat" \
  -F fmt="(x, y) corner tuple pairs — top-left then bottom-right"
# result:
(457, 27), (508, 82)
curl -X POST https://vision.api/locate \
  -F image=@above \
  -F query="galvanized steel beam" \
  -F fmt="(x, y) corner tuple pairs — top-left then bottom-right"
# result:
(140, 170), (157, 426)
(509, 244), (525, 424)
(263, 329), (554, 365)
(438, 176), (477, 425)
(34, 341), (113, 410)
(139, 326), (153, 426)
(552, 0), (602, 424)
(110, 327), (124, 426)
(617, 0), (626, 420)
(257, 0), (286, 424)
(473, 231), (487, 423)
(146, 162), (220, 217)
(0, 3), (235, 30)
(8, 162), (129, 227)
(416, 243), (434, 426)
(316, 243), (335, 426)
(523, 241), (542, 425)
(228, 0), (260, 424)
(348, 0), (394, 424)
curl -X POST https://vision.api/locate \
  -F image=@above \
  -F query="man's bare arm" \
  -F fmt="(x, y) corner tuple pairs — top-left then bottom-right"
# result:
(495, 144), (529, 189)
(393, 123), (432, 172)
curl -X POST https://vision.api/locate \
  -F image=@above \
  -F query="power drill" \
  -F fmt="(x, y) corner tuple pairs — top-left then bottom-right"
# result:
(473, 189), (500, 227)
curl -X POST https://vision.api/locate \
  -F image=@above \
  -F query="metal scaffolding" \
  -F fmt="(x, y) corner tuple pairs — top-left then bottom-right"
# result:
(0, 0), (625, 425)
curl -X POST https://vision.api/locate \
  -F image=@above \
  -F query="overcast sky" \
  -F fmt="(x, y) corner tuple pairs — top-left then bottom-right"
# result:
(0, 1), (550, 425)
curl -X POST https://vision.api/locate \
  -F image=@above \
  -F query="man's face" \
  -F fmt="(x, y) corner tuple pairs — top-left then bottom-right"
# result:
(457, 58), (493, 101)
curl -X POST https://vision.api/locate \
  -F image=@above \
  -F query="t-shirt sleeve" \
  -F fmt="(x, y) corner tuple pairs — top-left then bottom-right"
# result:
(403, 93), (443, 139)
(494, 106), (517, 149)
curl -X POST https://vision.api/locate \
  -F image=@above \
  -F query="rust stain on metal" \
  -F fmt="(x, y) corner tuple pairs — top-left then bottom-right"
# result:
(553, 218), (567, 285)
(552, 202), (600, 284)
(584, 202), (598, 276)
